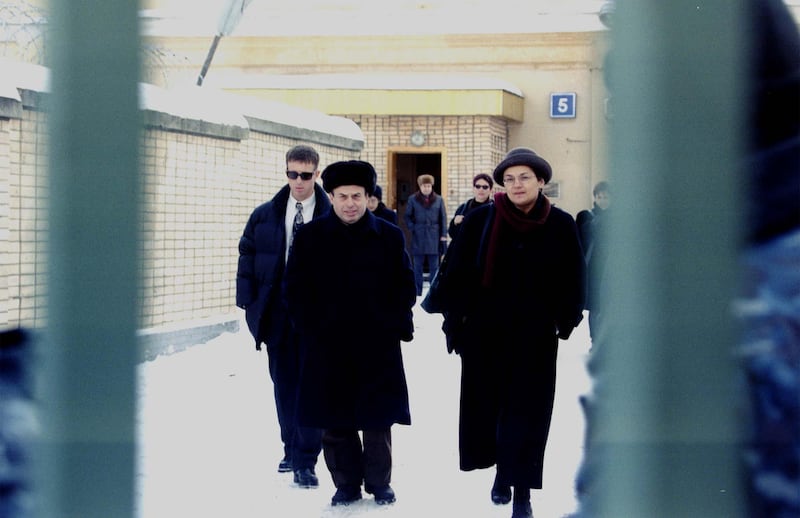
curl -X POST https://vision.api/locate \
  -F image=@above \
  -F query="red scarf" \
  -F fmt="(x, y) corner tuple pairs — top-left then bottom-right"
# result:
(482, 192), (551, 288)
(415, 191), (436, 208)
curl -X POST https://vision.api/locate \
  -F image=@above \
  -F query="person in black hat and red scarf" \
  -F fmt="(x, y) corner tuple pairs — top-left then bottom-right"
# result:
(284, 160), (416, 508)
(438, 147), (586, 518)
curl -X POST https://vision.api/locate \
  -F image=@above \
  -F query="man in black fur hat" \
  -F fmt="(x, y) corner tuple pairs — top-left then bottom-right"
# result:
(284, 160), (417, 508)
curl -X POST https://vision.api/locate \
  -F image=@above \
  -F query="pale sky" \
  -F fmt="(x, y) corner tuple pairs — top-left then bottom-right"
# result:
(140, 0), (610, 37)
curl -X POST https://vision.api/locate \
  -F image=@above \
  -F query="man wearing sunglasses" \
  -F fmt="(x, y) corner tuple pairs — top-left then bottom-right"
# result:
(236, 144), (330, 489)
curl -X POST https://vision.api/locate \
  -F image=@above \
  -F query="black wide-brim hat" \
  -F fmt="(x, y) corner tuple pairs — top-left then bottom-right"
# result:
(322, 160), (378, 195)
(492, 147), (552, 185)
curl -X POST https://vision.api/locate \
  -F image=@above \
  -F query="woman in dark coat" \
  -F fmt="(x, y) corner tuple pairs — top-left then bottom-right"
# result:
(448, 172), (494, 240)
(441, 148), (586, 518)
(284, 160), (417, 507)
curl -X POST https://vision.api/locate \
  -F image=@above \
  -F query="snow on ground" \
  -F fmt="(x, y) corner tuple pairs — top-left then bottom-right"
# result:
(136, 298), (593, 518)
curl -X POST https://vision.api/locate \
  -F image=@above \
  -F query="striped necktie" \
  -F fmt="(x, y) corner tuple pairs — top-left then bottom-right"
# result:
(291, 201), (304, 244)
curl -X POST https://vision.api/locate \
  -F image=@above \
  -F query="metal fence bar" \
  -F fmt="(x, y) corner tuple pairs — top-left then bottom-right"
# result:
(587, 0), (747, 516)
(39, 0), (141, 516)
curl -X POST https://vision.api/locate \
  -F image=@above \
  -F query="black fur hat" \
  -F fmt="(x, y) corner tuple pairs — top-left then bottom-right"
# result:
(322, 160), (377, 195)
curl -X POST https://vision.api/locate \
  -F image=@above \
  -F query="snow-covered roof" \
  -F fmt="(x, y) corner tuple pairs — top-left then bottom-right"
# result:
(0, 59), (364, 144)
(139, 83), (248, 130)
(0, 58), (49, 96)
(140, 83), (364, 144)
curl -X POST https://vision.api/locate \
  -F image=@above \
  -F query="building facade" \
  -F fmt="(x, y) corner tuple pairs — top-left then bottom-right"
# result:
(141, 1), (613, 222)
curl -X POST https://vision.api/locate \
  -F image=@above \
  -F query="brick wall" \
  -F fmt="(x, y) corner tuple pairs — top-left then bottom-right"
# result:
(3, 108), (48, 330)
(348, 114), (508, 218)
(138, 127), (359, 331)
(0, 117), (9, 328)
(0, 75), (363, 355)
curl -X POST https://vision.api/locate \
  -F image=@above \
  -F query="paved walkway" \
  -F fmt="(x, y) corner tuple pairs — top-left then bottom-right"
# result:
(136, 301), (593, 518)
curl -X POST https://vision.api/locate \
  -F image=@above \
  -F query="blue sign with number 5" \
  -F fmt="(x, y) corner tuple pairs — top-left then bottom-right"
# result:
(550, 93), (576, 118)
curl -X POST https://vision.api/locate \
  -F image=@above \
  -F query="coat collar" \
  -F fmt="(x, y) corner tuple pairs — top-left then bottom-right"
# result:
(271, 183), (332, 216)
(321, 208), (382, 235)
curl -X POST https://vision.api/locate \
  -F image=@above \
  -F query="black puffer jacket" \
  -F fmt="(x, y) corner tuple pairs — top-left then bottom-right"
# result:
(236, 183), (331, 348)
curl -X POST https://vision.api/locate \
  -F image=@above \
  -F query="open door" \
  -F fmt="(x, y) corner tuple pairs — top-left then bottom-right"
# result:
(386, 149), (445, 257)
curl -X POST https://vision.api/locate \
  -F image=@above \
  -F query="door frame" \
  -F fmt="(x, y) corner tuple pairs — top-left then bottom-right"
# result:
(385, 146), (448, 211)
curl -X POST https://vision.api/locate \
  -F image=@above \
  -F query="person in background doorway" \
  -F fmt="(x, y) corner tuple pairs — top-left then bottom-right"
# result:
(448, 173), (494, 240)
(367, 185), (398, 224)
(403, 174), (448, 296)
(284, 160), (416, 508)
(438, 147), (586, 518)
(236, 144), (327, 489)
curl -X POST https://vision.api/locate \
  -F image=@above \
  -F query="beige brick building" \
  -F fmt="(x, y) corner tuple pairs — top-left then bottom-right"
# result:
(141, 1), (613, 223)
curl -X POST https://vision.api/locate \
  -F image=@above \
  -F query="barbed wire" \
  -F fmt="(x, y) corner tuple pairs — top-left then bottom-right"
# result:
(0, 2), (48, 64)
(1, 1), (190, 88)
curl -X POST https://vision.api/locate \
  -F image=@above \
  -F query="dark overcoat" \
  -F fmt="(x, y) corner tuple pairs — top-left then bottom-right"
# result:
(235, 183), (331, 348)
(440, 195), (586, 489)
(284, 210), (416, 429)
(403, 192), (447, 255)
(448, 197), (492, 240)
(372, 202), (398, 225)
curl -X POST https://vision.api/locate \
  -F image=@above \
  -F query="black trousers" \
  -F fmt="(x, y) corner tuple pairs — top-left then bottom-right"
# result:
(266, 324), (322, 470)
(322, 428), (392, 491)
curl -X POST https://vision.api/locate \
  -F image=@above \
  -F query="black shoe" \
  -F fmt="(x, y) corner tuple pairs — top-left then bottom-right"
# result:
(293, 468), (319, 488)
(331, 486), (362, 506)
(511, 500), (533, 518)
(277, 456), (292, 473)
(367, 485), (396, 505)
(491, 484), (512, 505)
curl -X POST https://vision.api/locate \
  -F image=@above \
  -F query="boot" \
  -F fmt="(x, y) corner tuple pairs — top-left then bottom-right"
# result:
(511, 487), (533, 518)
(491, 472), (511, 505)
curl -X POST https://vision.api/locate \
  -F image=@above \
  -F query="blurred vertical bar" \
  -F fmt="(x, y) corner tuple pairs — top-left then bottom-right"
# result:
(588, 0), (747, 516)
(40, 0), (140, 517)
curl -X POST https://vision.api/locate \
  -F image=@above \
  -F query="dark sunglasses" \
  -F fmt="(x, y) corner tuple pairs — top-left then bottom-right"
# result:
(287, 170), (315, 181)
(473, 184), (491, 190)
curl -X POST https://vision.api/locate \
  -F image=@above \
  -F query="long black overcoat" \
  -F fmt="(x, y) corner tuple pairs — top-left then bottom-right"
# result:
(284, 210), (417, 429)
(236, 183), (332, 348)
(372, 202), (398, 225)
(441, 196), (586, 489)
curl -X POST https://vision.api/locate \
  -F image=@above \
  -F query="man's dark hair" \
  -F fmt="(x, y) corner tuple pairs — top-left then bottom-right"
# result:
(593, 181), (610, 196)
(286, 145), (320, 168)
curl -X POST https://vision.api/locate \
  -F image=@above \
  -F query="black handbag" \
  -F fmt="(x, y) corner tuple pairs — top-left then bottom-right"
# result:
(422, 205), (494, 315)
(421, 246), (451, 314)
